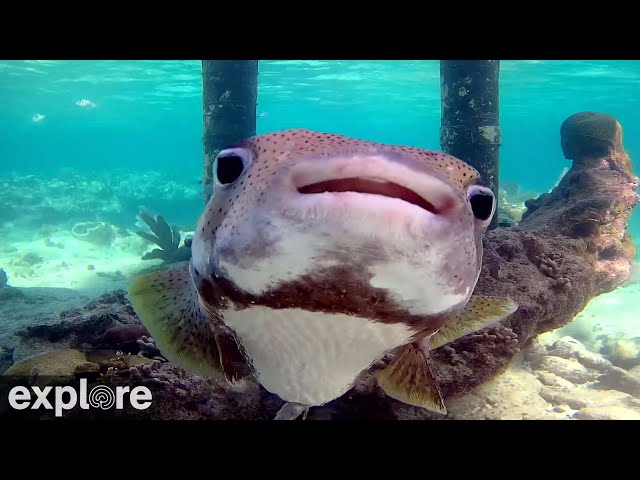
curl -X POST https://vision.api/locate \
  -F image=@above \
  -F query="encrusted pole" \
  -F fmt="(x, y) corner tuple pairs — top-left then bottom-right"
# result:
(440, 60), (501, 229)
(202, 60), (258, 201)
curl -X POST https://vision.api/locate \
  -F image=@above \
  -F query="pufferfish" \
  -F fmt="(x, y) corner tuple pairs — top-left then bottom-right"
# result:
(127, 128), (518, 420)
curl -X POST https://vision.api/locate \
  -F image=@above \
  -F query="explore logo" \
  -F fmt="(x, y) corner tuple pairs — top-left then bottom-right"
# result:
(8, 378), (152, 417)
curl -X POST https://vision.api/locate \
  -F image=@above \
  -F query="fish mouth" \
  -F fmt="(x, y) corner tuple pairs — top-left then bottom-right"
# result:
(297, 178), (440, 214)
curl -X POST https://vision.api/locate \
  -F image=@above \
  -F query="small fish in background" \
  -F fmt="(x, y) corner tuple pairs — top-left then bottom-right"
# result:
(75, 98), (96, 108)
(257, 111), (268, 118)
(128, 129), (518, 420)
(31, 113), (46, 123)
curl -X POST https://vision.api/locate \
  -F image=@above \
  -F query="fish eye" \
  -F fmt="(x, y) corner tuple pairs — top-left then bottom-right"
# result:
(216, 148), (250, 185)
(467, 185), (495, 222)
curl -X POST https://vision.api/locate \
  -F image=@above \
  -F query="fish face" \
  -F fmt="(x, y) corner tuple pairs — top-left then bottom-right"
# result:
(128, 128), (512, 414)
(191, 129), (495, 319)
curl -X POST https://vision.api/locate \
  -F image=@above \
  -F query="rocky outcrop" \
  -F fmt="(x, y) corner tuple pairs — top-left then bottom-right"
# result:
(0, 286), (90, 349)
(10, 290), (140, 364)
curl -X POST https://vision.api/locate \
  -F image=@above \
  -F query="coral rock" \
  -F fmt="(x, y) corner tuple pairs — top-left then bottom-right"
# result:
(540, 386), (632, 411)
(11, 290), (139, 364)
(444, 365), (560, 420)
(538, 356), (594, 384)
(628, 365), (640, 380)
(601, 338), (640, 370)
(71, 221), (116, 247)
(597, 365), (640, 397)
(535, 371), (576, 391)
(95, 324), (149, 352)
(573, 406), (640, 420)
(3, 349), (99, 377)
(575, 349), (613, 371)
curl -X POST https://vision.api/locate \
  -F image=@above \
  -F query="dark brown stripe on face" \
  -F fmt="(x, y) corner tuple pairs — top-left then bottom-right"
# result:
(197, 263), (447, 334)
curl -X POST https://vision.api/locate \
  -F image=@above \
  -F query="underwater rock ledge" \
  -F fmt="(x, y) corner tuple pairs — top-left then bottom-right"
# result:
(4, 112), (639, 420)
(304, 112), (639, 418)
(425, 112), (640, 405)
(317, 115), (639, 418)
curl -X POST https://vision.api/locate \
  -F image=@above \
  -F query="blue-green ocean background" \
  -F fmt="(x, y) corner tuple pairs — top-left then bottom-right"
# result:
(1, 60), (639, 250)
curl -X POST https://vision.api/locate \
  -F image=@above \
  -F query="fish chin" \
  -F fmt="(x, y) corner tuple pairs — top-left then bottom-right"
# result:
(211, 197), (478, 317)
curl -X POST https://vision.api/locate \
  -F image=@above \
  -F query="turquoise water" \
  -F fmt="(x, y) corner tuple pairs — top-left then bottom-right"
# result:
(1, 60), (640, 420)
(1, 60), (639, 241)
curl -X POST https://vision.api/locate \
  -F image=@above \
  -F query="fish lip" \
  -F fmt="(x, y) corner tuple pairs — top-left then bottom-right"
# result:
(296, 177), (444, 214)
(290, 155), (461, 215)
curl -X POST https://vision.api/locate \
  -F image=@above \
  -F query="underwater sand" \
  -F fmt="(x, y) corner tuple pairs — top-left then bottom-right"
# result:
(0, 224), (193, 346)
(0, 228), (156, 294)
(446, 278), (640, 420)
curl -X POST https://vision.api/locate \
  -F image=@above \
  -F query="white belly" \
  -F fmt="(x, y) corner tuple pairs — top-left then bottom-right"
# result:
(223, 307), (414, 406)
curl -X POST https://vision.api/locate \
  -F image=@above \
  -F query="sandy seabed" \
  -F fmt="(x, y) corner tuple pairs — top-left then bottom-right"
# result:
(0, 225), (181, 295)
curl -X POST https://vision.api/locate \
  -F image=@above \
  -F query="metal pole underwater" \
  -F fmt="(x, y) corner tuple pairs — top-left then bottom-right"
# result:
(201, 60), (259, 202)
(440, 60), (501, 230)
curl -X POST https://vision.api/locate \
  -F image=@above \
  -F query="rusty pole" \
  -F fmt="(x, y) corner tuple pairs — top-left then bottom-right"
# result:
(440, 60), (501, 229)
(202, 60), (258, 202)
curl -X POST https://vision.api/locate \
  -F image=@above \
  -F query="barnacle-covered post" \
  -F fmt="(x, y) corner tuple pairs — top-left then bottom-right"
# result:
(202, 60), (259, 202)
(440, 60), (501, 229)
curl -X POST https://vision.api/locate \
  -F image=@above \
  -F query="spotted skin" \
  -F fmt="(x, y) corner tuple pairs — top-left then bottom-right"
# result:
(190, 128), (488, 305)
(198, 129), (482, 244)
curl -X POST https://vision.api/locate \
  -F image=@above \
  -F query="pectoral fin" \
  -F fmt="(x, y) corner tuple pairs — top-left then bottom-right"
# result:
(375, 295), (517, 414)
(430, 295), (518, 350)
(127, 264), (246, 382)
(375, 340), (446, 415)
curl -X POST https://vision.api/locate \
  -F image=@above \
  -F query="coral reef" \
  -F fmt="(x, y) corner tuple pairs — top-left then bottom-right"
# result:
(136, 335), (164, 359)
(2, 290), (167, 371)
(136, 211), (192, 264)
(0, 169), (201, 231)
(4, 349), (100, 378)
(0, 269), (6, 288)
(71, 221), (116, 247)
(525, 334), (640, 418)
(10, 290), (138, 363)
(0, 286), (90, 349)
